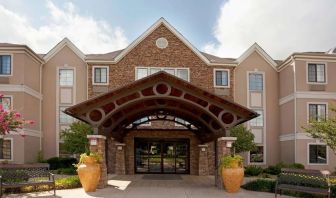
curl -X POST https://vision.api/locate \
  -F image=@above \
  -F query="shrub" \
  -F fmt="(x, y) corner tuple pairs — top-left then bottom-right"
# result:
(55, 176), (81, 189)
(0, 170), (29, 183)
(56, 167), (77, 175)
(241, 179), (276, 193)
(3, 176), (81, 194)
(46, 157), (77, 170)
(263, 163), (305, 175)
(245, 165), (264, 176)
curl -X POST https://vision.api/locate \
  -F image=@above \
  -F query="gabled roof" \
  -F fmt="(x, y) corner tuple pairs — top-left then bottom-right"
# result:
(43, 38), (85, 62)
(0, 43), (44, 64)
(237, 43), (278, 70)
(85, 18), (235, 66)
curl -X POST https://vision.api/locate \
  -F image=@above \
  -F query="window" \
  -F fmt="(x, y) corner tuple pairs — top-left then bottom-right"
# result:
(136, 68), (148, 80)
(0, 138), (12, 160)
(59, 69), (74, 86)
(249, 73), (263, 91)
(308, 63), (325, 83)
(176, 69), (189, 81)
(136, 67), (189, 81)
(309, 104), (326, 122)
(59, 107), (74, 124)
(0, 55), (11, 75)
(250, 110), (263, 127)
(250, 146), (264, 163)
(133, 117), (151, 126)
(93, 66), (109, 84)
(309, 144), (327, 164)
(175, 117), (189, 126)
(214, 69), (229, 87)
(0, 96), (11, 111)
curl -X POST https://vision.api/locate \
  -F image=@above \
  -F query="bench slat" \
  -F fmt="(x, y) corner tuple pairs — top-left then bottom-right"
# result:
(2, 181), (54, 188)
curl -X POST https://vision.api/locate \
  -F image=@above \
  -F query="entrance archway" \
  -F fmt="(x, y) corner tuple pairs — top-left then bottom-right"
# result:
(65, 71), (258, 187)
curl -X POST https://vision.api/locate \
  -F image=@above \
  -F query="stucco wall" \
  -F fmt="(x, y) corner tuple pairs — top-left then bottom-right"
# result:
(42, 45), (87, 159)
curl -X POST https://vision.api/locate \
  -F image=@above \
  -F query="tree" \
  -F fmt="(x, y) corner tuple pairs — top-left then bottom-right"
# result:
(0, 94), (33, 159)
(61, 122), (93, 155)
(304, 107), (336, 154)
(230, 124), (256, 154)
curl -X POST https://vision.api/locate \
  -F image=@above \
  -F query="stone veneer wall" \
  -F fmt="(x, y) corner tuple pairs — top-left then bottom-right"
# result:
(115, 129), (216, 175)
(87, 24), (234, 99)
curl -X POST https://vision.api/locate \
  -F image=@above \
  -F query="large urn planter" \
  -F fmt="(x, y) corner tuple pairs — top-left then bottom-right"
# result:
(219, 155), (244, 193)
(76, 153), (102, 192)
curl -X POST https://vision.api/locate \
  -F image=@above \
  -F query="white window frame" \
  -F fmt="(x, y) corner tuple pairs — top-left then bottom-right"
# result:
(247, 71), (266, 165)
(0, 95), (13, 110)
(59, 106), (74, 124)
(92, 66), (109, 85)
(0, 137), (13, 161)
(248, 73), (264, 91)
(306, 62), (327, 85)
(307, 143), (328, 165)
(135, 66), (190, 81)
(59, 68), (74, 87)
(213, 68), (230, 88)
(0, 53), (13, 77)
(307, 102), (328, 123)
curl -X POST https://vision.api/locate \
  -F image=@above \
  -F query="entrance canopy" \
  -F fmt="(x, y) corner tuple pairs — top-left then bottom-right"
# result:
(65, 72), (258, 143)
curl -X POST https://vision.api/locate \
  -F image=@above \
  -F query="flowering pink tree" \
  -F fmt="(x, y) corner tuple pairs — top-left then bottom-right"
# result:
(0, 94), (34, 159)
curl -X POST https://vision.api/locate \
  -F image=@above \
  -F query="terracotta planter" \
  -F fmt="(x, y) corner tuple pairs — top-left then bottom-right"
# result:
(77, 156), (101, 192)
(221, 167), (244, 193)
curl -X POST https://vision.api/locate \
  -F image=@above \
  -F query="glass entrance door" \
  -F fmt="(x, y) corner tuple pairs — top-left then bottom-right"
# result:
(135, 138), (189, 174)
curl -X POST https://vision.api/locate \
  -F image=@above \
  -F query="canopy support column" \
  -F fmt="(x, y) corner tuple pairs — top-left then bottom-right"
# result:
(215, 137), (237, 189)
(87, 135), (108, 188)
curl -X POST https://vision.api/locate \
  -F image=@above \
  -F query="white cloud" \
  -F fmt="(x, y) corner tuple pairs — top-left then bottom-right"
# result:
(204, 0), (336, 59)
(0, 1), (128, 53)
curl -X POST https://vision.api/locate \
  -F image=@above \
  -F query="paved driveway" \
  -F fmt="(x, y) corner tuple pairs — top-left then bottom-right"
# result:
(6, 174), (292, 198)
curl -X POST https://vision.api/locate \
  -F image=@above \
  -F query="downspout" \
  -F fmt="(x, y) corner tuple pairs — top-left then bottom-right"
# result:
(292, 56), (297, 163)
(39, 63), (44, 151)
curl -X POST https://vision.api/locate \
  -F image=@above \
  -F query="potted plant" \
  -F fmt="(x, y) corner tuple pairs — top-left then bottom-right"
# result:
(75, 152), (102, 192)
(219, 154), (244, 193)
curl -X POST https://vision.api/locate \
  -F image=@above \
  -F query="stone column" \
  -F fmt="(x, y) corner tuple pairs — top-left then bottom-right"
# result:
(216, 137), (237, 189)
(198, 144), (209, 176)
(115, 143), (126, 174)
(107, 137), (117, 174)
(87, 135), (107, 189)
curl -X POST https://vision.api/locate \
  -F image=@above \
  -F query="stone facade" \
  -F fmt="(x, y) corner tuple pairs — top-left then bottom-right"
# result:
(87, 24), (234, 99)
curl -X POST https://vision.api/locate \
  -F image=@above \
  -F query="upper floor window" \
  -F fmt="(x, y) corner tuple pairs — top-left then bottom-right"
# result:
(93, 66), (109, 85)
(250, 110), (263, 127)
(309, 104), (326, 122)
(0, 96), (12, 111)
(59, 69), (74, 86)
(308, 144), (327, 164)
(136, 67), (189, 81)
(308, 63), (325, 83)
(214, 69), (229, 87)
(249, 73), (263, 91)
(0, 55), (11, 75)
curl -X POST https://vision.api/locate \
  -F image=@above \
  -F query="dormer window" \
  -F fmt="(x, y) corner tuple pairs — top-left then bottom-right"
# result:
(0, 55), (11, 76)
(308, 63), (326, 83)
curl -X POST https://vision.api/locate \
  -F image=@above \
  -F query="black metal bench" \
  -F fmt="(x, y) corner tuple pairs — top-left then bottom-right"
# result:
(275, 168), (333, 198)
(0, 163), (55, 197)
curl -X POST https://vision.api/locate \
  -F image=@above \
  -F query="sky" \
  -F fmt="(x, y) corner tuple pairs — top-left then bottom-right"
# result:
(0, 0), (335, 59)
